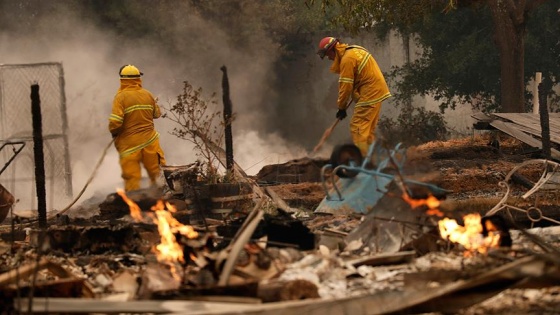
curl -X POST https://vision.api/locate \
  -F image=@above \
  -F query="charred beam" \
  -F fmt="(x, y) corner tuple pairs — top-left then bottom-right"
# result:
(31, 84), (47, 228)
(221, 65), (234, 179)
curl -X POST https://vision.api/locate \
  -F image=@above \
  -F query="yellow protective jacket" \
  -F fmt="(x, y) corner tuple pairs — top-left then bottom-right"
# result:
(109, 78), (161, 158)
(330, 43), (391, 110)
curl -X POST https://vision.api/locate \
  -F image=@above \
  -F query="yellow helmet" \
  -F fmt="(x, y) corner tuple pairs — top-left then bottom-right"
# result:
(119, 65), (143, 79)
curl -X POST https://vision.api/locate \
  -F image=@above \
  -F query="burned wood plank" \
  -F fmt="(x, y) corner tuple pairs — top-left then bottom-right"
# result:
(257, 279), (319, 302)
(346, 251), (416, 268)
(256, 157), (329, 184)
(1, 258), (89, 312)
(493, 113), (560, 134)
(3, 277), (85, 298)
(0, 258), (49, 286)
(491, 113), (560, 150)
(493, 115), (560, 145)
(323, 228), (348, 236)
(471, 113), (495, 130)
(15, 298), (173, 314)
(489, 120), (560, 159)
(264, 187), (298, 213)
(181, 295), (262, 304)
(7, 289), (445, 315)
(471, 112), (493, 122)
(31, 224), (145, 254)
(218, 200), (265, 286)
(509, 121), (560, 144)
(153, 281), (259, 301)
(402, 255), (552, 314)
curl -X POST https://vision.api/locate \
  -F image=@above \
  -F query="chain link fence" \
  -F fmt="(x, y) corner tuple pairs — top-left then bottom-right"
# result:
(0, 62), (72, 213)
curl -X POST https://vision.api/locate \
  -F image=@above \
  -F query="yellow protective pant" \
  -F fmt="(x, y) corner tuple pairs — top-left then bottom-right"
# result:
(350, 103), (382, 157)
(119, 139), (166, 192)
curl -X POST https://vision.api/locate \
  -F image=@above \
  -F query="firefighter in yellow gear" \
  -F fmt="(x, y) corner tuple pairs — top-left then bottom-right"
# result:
(109, 65), (166, 191)
(317, 37), (392, 156)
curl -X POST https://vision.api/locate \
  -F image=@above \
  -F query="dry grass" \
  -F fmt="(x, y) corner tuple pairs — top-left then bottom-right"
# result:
(441, 197), (503, 216)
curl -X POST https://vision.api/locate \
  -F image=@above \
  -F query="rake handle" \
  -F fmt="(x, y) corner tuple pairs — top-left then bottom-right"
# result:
(311, 118), (341, 155)
(310, 99), (353, 156)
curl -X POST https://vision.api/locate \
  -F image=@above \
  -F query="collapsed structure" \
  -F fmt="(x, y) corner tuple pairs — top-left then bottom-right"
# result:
(1, 64), (560, 314)
(2, 132), (560, 313)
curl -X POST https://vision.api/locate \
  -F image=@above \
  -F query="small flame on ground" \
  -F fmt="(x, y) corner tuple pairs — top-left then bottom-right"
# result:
(150, 200), (199, 265)
(117, 189), (143, 221)
(438, 213), (500, 255)
(402, 192), (444, 217)
(119, 190), (199, 280)
(400, 190), (501, 256)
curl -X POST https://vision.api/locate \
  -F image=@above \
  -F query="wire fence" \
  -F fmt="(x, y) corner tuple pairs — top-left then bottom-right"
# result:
(0, 62), (73, 213)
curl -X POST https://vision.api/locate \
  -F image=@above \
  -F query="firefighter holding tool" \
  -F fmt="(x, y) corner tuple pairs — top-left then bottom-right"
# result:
(317, 37), (392, 157)
(109, 64), (166, 192)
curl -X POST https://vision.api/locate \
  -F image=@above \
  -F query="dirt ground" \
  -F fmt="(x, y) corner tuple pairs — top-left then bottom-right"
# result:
(266, 133), (542, 213)
(2, 132), (558, 314)
(262, 132), (560, 314)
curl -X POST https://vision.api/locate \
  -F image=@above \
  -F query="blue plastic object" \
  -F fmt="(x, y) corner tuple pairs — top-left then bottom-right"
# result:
(315, 142), (447, 214)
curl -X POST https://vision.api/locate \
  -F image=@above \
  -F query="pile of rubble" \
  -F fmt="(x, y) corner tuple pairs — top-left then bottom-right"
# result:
(1, 135), (560, 314)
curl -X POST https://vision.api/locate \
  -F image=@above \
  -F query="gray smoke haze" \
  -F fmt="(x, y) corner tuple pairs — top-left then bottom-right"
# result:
(0, 2), (338, 204)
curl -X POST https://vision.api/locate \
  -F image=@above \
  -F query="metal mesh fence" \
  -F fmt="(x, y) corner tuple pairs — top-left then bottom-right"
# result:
(0, 62), (72, 213)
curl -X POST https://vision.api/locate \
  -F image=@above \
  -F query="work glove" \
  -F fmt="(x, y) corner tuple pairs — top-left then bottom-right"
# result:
(336, 109), (347, 120)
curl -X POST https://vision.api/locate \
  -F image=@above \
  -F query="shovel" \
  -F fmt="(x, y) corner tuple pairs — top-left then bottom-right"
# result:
(309, 99), (353, 157)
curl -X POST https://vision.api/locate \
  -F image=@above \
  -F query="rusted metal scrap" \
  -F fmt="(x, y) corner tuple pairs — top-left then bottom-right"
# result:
(0, 183), (14, 224)
(486, 159), (560, 227)
(344, 183), (439, 254)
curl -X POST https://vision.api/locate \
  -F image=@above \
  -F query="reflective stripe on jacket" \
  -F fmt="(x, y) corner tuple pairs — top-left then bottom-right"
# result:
(108, 78), (161, 158)
(331, 44), (391, 110)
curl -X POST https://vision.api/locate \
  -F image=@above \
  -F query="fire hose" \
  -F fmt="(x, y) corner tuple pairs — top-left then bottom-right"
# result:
(0, 138), (115, 230)
(47, 138), (115, 220)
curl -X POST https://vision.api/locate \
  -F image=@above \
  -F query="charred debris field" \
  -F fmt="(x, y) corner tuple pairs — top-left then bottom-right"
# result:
(1, 133), (560, 314)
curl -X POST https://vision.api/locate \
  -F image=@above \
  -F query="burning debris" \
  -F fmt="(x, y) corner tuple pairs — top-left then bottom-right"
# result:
(2, 136), (560, 314)
(438, 213), (501, 256)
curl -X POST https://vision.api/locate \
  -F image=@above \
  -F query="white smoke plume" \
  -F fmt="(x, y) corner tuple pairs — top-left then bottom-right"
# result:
(0, 1), (324, 207)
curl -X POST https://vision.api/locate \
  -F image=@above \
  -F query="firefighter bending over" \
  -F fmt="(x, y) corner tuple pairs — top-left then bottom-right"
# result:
(109, 64), (166, 191)
(317, 37), (392, 156)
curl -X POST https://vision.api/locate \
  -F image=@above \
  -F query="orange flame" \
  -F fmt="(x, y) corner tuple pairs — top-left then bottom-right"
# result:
(400, 191), (500, 255)
(438, 213), (500, 255)
(119, 190), (199, 280)
(117, 189), (143, 221)
(149, 201), (199, 280)
(402, 192), (444, 217)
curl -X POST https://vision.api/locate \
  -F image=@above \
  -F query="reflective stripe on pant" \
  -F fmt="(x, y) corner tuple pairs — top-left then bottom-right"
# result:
(350, 103), (382, 157)
(119, 138), (166, 191)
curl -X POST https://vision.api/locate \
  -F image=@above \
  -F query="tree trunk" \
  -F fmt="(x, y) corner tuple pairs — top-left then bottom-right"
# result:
(487, 0), (526, 113)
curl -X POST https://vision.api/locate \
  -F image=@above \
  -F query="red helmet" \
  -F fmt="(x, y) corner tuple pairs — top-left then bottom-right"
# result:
(317, 37), (338, 59)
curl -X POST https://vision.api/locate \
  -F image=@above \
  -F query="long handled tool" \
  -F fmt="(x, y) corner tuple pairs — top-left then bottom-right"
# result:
(309, 99), (353, 157)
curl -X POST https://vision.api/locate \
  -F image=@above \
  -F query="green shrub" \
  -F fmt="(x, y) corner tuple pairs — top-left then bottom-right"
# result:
(378, 105), (448, 147)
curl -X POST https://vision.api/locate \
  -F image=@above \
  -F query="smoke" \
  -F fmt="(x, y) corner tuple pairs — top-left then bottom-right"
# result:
(0, 1), (320, 204)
